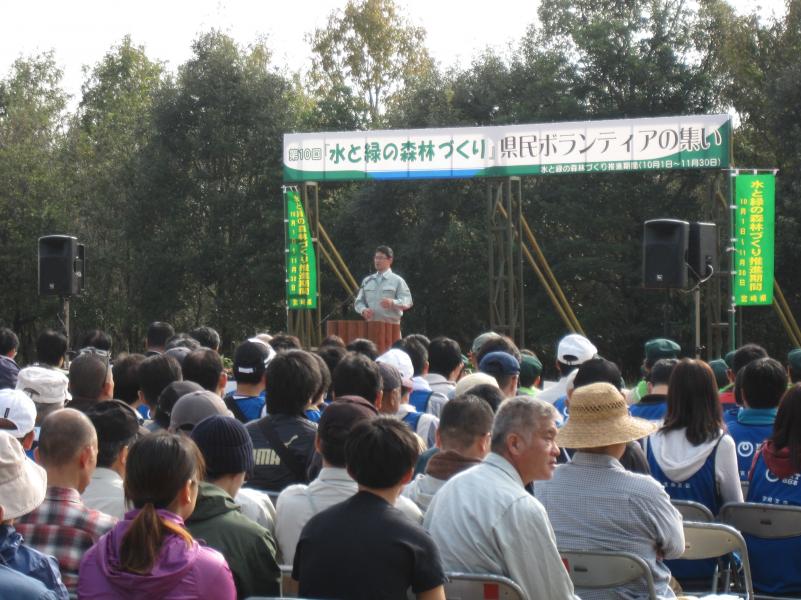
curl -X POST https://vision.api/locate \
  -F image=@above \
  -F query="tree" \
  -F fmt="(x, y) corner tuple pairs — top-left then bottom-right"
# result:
(0, 53), (70, 358)
(308, 0), (433, 126)
(129, 31), (298, 347)
(65, 37), (164, 350)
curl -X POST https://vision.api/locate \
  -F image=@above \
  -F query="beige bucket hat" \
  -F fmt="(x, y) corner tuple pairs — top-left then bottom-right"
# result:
(556, 382), (657, 448)
(0, 430), (47, 519)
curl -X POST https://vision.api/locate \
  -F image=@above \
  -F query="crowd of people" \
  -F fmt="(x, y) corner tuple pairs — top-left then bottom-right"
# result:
(0, 321), (799, 599)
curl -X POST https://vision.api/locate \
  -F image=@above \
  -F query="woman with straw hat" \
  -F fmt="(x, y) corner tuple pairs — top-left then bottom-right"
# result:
(534, 382), (685, 600)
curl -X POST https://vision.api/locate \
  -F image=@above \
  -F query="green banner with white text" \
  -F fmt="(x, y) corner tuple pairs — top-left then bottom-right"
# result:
(285, 188), (317, 309)
(734, 174), (775, 306)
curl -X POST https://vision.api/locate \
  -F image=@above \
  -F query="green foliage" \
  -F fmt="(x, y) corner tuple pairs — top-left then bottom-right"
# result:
(308, 0), (433, 126)
(0, 52), (70, 358)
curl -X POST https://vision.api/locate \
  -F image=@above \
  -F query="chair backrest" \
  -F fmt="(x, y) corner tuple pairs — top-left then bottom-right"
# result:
(671, 499), (714, 522)
(279, 565), (297, 598)
(560, 550), (657, 600)
(720, 502), (801, 539)
(443, 572), (526, 600)
(680, 522), (754, 599)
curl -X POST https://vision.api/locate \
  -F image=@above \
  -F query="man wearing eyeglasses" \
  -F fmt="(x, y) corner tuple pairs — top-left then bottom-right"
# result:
(354, 246), (413, 324)
(66, 351), (114, 413)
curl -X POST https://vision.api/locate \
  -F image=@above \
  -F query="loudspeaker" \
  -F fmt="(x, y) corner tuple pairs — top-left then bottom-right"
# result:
(643, 219), (689, 289)
(38, 235), (84, 296)
(688, 222), (718, 280)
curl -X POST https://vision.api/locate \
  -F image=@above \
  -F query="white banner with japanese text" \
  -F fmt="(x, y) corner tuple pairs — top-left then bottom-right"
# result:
(283, 114), (731, 182)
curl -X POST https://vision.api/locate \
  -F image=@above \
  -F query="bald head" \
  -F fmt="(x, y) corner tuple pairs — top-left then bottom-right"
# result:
(38, 408), (97, 467)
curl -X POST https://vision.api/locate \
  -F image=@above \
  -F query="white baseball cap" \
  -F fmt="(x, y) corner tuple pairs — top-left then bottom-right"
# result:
(16, 366), (70, 405)
(0, 389), (36, 437)
(557, 334), (598, 366)
(376, 348), (414, 388)
(0, 430), (47, 519)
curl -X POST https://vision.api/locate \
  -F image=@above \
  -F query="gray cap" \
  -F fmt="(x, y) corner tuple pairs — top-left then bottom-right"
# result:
(169, 390), (232, 432)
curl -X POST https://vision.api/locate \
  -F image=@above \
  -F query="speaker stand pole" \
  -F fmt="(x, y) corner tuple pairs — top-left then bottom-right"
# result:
(61, 296), (70, 347)
(694, 288), (701, 359)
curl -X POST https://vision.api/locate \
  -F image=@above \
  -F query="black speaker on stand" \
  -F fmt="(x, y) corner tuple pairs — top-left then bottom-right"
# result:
(38, 235), (85, 356)
(642, 219), (690, 289)
(688, 222), (718, 280)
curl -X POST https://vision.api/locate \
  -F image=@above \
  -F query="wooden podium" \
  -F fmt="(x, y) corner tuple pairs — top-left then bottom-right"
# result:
(325, 320), (401, 354)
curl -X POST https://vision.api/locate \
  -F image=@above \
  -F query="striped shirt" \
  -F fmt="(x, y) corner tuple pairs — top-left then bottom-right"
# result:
(533, 452), (685, 600)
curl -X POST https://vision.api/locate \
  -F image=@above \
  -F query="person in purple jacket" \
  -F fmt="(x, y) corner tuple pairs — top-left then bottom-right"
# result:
(78, 432), (236, 600)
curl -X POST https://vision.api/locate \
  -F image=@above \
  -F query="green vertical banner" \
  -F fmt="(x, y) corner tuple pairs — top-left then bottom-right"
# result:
(734, 174), (775, 306)
(285, 188), (318, 309)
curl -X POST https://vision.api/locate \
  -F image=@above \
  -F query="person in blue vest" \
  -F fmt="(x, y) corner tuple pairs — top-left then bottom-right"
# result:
(727, 357), (786, 481)
(223, 339), (274, 423)
(376, 360), (438, 449)
(745, 383), (801, 595)
(646, 358), (743, 581)
(630, 358), (677, 424)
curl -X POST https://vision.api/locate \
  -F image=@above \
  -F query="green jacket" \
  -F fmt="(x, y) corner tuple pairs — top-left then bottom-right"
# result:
(186, 482), (280, 599)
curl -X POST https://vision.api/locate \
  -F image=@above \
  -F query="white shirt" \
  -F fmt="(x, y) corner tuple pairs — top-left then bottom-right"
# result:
(81, 467), (127, 520)
(275, 467), (423, 564)
(425, 453), (578, 600)
(235, 487), (276, 534)
(421, 374), (453, 417)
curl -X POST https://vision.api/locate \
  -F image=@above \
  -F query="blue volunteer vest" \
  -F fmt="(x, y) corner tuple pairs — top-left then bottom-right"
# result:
(408, 389), (433, 413)
(744, 454), (801, 594)
(726, 421), (772, 481)
(647, 437), (723, 581)
(402, 410), (423, 432)
(553, 395), (569, 424)
(629, 401), (667, 422)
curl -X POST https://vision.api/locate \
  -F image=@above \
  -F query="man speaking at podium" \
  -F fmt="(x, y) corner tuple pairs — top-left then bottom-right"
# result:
(354, 246), (412, 324)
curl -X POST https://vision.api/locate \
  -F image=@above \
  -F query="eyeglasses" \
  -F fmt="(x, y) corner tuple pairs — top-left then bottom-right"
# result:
(78, 346), (110, 363)
(78, 346), (111, 381)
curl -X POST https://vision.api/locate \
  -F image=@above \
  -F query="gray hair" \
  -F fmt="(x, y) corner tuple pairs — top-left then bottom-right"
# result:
(491, 395), (558, 453)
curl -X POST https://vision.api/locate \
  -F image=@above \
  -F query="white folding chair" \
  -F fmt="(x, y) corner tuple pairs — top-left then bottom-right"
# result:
(279, 564), (297, 598)
(560, 550), (657, 600)
(443, 572), (526, 600)
(720, 502), (801, 600)
(671, 499), (715, 522)
(679, 522), (754, 599)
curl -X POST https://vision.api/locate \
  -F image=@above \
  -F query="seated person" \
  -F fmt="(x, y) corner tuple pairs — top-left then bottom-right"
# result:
(0, 431), (67, 598)
(224, 339), (273, 422)
(424, 396), (578, 600)
(245, 350), (321, 492)
(478, 351), (520, 398)
(293, 417), (446, 600)
(403, 394), (492, 512)
(188, 416), (280, 598)
(16, 409), (117, 595)
(728, 357), (786, 481)
(377, 360), (438, 449)
(745, 384), (801, 595)
(82, 401), (141, 519)
(629, 358), (677, 424)
(534, 382), (684, 599)
(276, 398), (421, 563)
(77, 432), (235, 599)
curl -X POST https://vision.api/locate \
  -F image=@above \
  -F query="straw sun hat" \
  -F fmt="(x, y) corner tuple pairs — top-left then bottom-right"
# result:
(556, 382), (656, 448)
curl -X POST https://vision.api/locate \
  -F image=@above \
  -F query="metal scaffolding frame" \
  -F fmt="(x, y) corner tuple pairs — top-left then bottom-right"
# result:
(488, 178), (525, 348)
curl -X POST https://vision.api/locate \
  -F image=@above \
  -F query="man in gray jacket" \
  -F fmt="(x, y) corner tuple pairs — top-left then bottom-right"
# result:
(354, 246), (412, 324)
